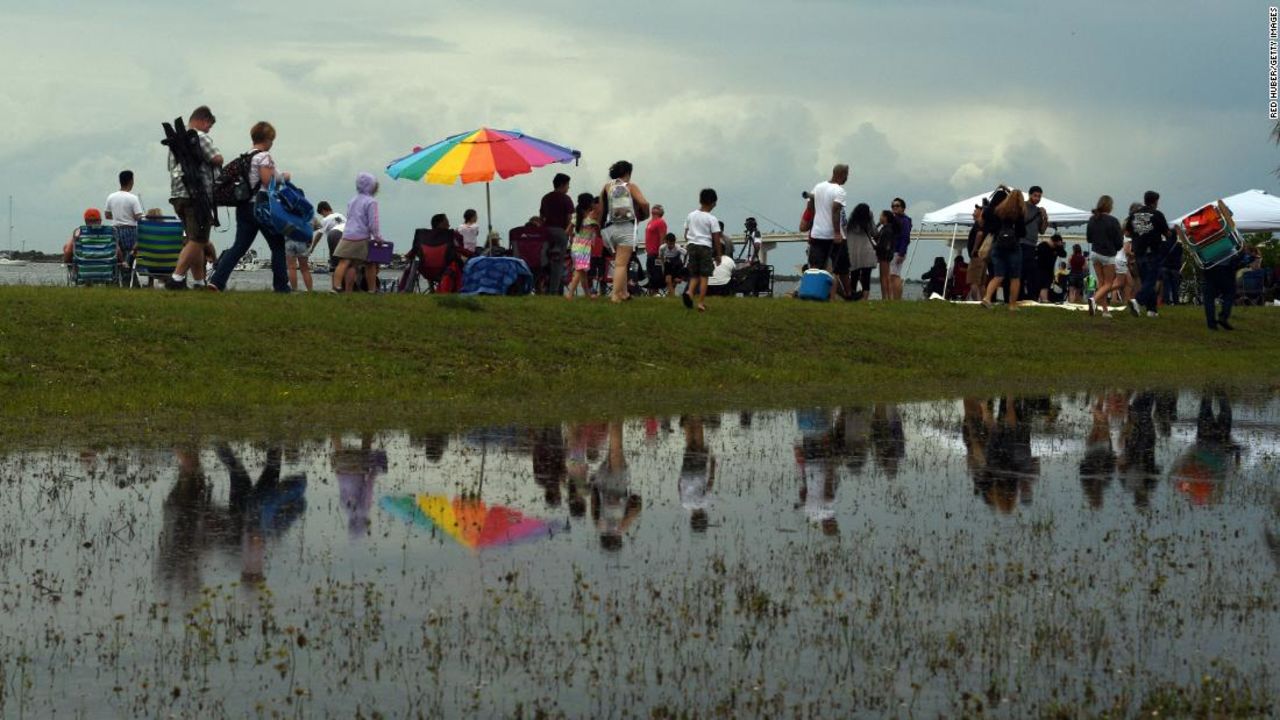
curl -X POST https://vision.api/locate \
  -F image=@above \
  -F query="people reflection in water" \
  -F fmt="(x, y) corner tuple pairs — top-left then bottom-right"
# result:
(332, 435), (388, 539)
(1080, 395), (1118, 509)
(679, 416), (716, 532)
(531, 426), (567, 507)
(837, 406), (871, 474)
(1118, 392), (1161, 509)
(795, 408), (842, 536)
(219, 444), (307, 584)
(157, 444), (306, 595)
(870, 404), (905, 478)
(967, 397), (1039, 513)
(412, 432), (450, 463)
(565, 422), (599, 518)
(1171, 393), (1239, 506)
(591, 420), (640, 551)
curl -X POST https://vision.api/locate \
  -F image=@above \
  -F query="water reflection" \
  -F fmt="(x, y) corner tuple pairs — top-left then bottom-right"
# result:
(6, 388), (1280, 718)
(333, 434), (386, 538)
(592, 420), (640, 551)
(157, 444), (306, 595)
(1171, 392), (1239, 506)
(680, 415), (716, 532)
(967, 397), (1041, 513)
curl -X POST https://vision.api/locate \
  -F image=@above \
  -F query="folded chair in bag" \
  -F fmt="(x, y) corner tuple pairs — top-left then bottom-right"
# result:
(460, 256), (534, 295)
(72, 225), (118, 286)
(133, 216), (184, 287)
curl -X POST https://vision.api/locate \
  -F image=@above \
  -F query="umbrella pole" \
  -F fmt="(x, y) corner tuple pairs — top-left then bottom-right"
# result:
(485, 182), (493, 241)
(942, 223), (958, 299)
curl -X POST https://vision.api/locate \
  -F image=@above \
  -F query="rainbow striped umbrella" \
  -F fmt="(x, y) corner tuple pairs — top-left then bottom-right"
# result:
(380, 494), (554, 551)
(386, 128), (580, 235)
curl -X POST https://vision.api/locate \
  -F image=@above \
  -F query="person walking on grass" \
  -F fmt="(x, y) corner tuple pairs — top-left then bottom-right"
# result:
(600, 160), (650, 303)
(105, 170), (144, 270)
(567, 193), (600, 300)
(981, 190), (1027, 312)
(1125, 190), (1170, 318)
(208, 121), (291, 293)
(682, 188), (724, 312)
(332, 172), (384, 293)
(166, 106), (223, 290)
(540, 173), (574, 296)
(1085, 195), (1123, 318)
(801, 164), (848, 300)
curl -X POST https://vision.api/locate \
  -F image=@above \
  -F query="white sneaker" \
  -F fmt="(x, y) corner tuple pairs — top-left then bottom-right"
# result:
(1128, 299), (1141, 317)
(1147, 311), (1158, 318)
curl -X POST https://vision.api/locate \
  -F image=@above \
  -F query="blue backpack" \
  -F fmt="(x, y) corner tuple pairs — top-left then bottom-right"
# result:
(254, 177), (314, 244)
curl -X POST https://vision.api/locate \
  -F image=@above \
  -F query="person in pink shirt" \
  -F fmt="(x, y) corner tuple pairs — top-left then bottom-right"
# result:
(643, 205), (666, 294)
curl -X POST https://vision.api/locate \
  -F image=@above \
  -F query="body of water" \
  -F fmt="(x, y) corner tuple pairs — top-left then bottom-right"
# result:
(1, 390), (1276, 717)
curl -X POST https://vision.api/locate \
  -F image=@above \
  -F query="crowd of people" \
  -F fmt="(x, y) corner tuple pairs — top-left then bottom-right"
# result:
(64, 107), (1264, 328)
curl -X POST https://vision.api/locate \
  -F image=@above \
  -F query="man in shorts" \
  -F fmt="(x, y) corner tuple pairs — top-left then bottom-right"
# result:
(104, 169), (144, 270)
(166, 105), (223, 289)
(682, 188), (724, 312)
(802, 164), (848, 300)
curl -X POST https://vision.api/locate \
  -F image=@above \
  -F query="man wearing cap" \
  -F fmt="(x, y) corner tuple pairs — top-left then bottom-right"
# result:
(63, 208), (104, 264)
(167, 105), (223, 289)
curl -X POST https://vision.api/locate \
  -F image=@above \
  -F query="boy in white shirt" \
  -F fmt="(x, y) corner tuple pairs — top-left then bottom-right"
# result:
(681, 188), (724, 312)
(104, 170), (144, 266)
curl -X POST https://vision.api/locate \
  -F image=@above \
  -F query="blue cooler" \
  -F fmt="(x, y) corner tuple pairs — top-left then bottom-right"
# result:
(797, 269), (833, 301)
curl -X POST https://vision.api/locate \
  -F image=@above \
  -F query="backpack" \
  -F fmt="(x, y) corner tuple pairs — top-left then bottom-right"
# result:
(605, 181), (636, 225)
(211, 150), (261, 206)
(995, 225), (1019, 251)
(253, 177), (315, 244)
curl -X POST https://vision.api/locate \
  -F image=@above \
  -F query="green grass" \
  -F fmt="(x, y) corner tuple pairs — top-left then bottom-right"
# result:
(2, 286), (1277, 445)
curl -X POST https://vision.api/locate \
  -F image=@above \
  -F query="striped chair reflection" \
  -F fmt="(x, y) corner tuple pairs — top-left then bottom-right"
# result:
(133, 216), (184, 287)
(72, 225), (118, 286)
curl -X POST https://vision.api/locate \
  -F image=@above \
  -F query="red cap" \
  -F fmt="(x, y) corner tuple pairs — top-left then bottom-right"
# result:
(83, 208), (102, 222)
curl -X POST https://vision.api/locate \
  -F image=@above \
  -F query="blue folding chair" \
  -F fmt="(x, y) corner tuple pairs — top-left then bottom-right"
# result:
(133, 216), (184, 287)
(71, 225), (118, 286)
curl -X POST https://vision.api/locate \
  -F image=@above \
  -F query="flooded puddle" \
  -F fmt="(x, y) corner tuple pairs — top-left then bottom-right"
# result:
(1, 390), (1278, 717)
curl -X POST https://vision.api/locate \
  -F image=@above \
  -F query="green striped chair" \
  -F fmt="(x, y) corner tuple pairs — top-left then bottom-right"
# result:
(72, 225), (118, 286)
(133, 216), (184, 287)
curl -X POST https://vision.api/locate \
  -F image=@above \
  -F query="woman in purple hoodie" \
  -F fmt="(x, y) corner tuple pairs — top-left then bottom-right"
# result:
(332, 172), (384, 293)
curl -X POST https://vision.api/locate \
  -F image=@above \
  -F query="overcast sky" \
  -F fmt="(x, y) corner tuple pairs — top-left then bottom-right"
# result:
(1, 0), (1275, 266)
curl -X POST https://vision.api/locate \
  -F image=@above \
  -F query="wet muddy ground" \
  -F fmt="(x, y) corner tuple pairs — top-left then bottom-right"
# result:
(1, 390), (1277, 717)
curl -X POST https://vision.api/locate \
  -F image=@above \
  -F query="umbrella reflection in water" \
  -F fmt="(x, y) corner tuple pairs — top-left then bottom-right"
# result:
(380, 494), (554, 551)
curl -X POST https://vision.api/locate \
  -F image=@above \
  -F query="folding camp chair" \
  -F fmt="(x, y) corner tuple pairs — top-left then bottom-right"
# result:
(133, 216), (184, 287)
(1239, 268), (1266, 305)
(71, 225), (118, 286)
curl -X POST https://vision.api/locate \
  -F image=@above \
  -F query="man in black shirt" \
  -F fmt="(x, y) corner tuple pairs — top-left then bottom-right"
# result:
(1124, 190), (1170, 317)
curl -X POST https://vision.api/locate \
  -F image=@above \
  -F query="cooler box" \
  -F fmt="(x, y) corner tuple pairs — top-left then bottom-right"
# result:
(367, 240), (395, 265)
(797, 269), (833, 301)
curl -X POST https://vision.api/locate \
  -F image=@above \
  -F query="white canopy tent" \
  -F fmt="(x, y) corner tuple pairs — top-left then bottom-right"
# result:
(921, 191), (1092, 227)
(918, 190), (1092, 299)
(1173, 189), (1280, 233)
